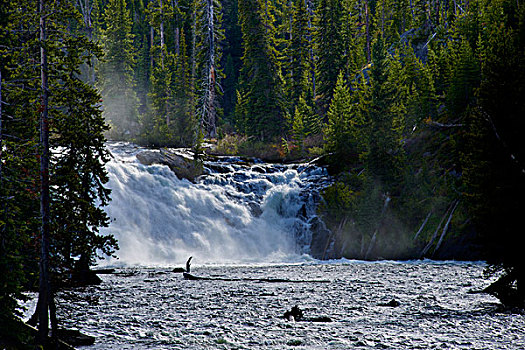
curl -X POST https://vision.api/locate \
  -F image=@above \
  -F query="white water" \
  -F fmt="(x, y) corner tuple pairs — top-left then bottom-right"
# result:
(100, 143), (330, 266)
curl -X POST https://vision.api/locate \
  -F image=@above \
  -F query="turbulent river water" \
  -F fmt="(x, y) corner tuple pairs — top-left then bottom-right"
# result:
(22, 143), (525, 349)
(24, 261), (524, 349)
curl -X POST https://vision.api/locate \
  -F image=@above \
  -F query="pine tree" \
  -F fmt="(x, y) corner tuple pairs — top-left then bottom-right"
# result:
(285, 0), (310, 112)
(324, 72), (356, 172)
(1, 0), (117, 342)
(462, 0), (525, 308)
(237, 0), (283, 140)
(365, 38), (405, 191)
(0, 0), (43, 341)
(97, 0), (140, 140)
(315, 0), (345, 113)
(51, 30), (118, 282)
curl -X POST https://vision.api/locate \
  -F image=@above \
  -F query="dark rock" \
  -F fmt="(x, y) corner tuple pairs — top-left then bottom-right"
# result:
(248, 202), (263, 217)
(283, 305), (303, 321)
(378, 299), (400, 307)
(308, 217), (333, 259)
(136, 149), (203, 181)
(56, 328), (95, 346)
(251, 165), (267, 173)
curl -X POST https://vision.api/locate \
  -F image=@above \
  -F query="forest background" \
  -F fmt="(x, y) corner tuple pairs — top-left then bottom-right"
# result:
(1, 0), (525, 347)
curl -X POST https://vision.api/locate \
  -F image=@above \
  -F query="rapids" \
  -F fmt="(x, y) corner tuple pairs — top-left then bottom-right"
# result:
(23, 261), (525, 349)
(100, 142), (331, 266)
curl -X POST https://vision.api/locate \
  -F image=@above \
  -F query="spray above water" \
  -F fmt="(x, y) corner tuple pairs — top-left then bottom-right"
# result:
(100, 143), (331, 266)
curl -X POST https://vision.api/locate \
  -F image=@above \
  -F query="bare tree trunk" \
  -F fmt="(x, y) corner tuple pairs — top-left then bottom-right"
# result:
(433, 200), (460, 256)
(172, 0), (180, 55)
(150, 26), (155, 69)
(191, 1), (197, 116)
(37, 0), (53, 344)
(413, 212), (432, 241)
(160, 0), (165, 67)
(207, 0), (217, 138)
(420, 201), (455, 257)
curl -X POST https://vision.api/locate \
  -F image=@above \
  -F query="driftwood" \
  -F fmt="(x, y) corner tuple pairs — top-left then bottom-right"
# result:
(92, 268), (115, 275)
(282, 305), (332, 322)
(182, 272), (330, 283)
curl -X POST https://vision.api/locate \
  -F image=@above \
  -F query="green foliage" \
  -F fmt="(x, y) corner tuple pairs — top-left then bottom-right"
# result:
(460, 0), (525, 306)
(97, 0), (140, 140)
(0, 0), (117, 337)
(315, 0), (345, 112)
(236, 0), (284, 140)
(324, 72), (356, 172)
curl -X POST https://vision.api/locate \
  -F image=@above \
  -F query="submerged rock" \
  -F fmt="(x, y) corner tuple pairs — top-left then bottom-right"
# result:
(378, 299), (401, 307)
(284, 305), (304, 321)
(56, 328), (95, 346)
(283, 306), (332, 322)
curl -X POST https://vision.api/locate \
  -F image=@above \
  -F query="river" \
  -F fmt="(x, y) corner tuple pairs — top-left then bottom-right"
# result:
(25, 261), (524, 349)
(23, 143), (524, 349)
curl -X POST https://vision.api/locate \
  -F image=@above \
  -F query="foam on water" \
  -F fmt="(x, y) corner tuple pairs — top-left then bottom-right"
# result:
(100, 143), (330, 266)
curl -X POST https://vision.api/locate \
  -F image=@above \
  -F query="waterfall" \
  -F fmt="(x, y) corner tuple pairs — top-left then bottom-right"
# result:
(99, 143), (330, 266)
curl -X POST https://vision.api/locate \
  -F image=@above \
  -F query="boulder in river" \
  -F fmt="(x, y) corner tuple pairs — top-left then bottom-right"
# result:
(136, 149), (203, 181)
(378, 299), (401, 307)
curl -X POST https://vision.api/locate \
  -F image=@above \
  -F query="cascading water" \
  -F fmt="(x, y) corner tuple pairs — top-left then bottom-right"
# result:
(100, 142), (331, 266)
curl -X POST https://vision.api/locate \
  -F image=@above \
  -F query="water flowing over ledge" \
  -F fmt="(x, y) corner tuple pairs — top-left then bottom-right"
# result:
(99, 142), (331, 266)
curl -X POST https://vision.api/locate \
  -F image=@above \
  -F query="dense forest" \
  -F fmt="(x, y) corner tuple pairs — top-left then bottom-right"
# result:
(1, 0), (525, 347)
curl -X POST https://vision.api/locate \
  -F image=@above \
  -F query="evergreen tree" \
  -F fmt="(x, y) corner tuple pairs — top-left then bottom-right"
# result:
(221, 0), (243, 124)
(324, 72), (355, 172)
(237, 0), (283, 140)
(97, 0), (140, 140)
(51, 30), (118, 281)
(285, 0), (310, 111)
(365, 38), (405, 191)
(462, 0), (525, 308)
(315, 0), (345, 114)
(1, 0), (117, 343)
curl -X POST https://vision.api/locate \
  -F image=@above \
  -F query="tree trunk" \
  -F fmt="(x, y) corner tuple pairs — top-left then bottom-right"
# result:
(37, 0), (53, 345)
(413, 211), (432, 241)
(432, 200), (460, 256)
(420, 201), (455, 257)
(172, 0), (180, 55)
(160, 0), (165, 67)
(205, 0), (217, 138)
(150, 26), (155, 68)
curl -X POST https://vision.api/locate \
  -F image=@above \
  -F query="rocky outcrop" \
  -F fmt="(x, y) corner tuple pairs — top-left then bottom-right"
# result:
(136, 149), (203, 181)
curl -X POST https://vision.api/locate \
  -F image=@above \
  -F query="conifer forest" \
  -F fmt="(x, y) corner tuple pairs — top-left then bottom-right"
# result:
(1, 0), (525, 348)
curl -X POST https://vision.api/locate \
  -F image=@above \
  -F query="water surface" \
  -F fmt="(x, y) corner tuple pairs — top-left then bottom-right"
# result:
(39, 261), (524, 349)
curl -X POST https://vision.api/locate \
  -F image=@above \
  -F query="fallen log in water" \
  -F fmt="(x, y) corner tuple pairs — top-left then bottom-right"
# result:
(182, 272), (330, 283)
